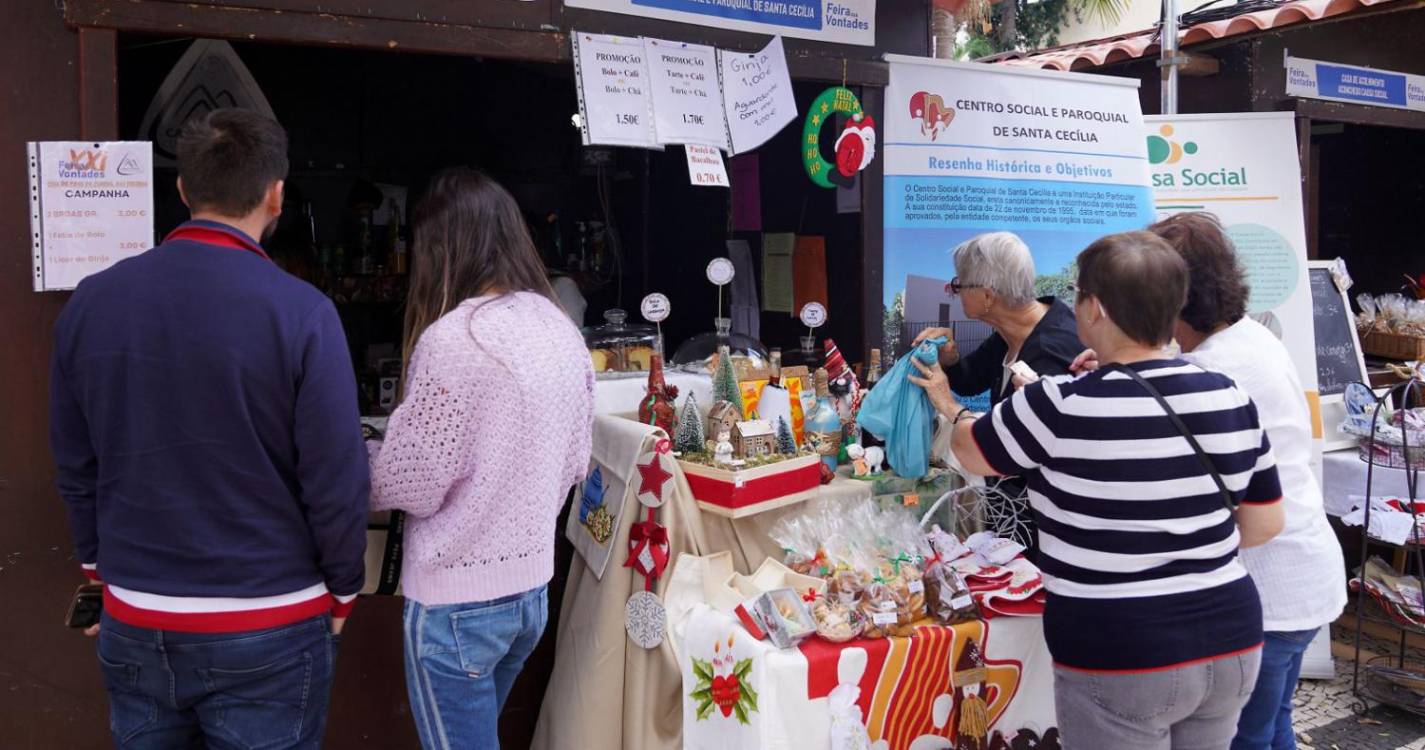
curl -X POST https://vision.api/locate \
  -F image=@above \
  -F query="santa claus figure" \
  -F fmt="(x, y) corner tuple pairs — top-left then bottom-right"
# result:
(637, 353), (679, 434)
(830, 113), (877, 188)
(953, 642), (991, 750)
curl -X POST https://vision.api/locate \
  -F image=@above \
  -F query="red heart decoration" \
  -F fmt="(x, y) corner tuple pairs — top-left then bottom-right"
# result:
(711, 675), (738, 717)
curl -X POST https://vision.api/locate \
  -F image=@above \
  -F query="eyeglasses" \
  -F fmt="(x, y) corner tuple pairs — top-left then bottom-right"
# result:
(947, 277), (984, 296)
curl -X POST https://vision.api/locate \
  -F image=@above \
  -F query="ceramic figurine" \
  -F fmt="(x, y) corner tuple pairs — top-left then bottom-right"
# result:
(864, 445), (885, 475)
(714, 430), (735, 465)
(846, 443), (870, 478)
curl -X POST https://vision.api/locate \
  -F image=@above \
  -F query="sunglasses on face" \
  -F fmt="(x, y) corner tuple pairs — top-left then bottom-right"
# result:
(947, 277), (984, 296)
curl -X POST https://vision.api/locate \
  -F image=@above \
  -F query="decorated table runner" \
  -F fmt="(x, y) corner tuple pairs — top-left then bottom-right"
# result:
(533, 415), (875, 750)
(680, 606), (1057, 750)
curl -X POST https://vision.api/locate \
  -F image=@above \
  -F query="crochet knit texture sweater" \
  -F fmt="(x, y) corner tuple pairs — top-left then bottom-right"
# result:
(370, 292), (594, 605)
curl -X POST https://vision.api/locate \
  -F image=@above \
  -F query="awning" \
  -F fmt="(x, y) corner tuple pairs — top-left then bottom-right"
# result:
(984, 0), (1404, 71)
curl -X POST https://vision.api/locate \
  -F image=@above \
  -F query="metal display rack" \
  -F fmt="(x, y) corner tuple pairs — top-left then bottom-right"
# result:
(1351, 376), (1425, 716)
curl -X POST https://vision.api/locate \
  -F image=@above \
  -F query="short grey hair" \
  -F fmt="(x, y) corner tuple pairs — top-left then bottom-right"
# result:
(952, 232), (1037, 309)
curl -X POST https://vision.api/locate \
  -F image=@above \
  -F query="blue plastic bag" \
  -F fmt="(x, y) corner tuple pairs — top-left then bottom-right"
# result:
(856, 336), (946, 479)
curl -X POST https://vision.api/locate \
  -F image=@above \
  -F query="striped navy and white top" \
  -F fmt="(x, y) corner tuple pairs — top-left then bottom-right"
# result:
(970, 359), (1283, 672)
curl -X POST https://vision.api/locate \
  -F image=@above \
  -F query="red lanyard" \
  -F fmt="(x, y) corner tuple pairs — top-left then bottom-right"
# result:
(163, 224), (271, 261)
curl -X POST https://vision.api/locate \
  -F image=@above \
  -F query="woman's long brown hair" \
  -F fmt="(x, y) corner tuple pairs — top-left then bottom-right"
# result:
(402, 168), (556, 379)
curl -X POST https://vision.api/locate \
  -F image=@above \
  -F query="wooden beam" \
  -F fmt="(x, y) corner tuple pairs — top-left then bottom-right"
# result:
(1178, 52), (1221, 77)
(78, 27), (118, 140)
(64, 0), (888, 84)
(1294, 97), (1425, 132)
(66, 0), (567, 63)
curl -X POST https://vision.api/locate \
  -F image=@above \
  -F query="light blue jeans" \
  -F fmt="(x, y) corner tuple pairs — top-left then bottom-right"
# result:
(402, 586), (548, 750)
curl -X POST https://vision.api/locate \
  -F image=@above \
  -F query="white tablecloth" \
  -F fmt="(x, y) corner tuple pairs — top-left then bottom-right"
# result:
(1322, 449), (1421, 516)
(595, 372), (714, 417)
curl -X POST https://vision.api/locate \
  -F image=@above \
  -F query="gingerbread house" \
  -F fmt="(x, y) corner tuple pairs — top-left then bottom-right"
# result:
(733, 420), (776, 458)
(706, 400), (741, 443)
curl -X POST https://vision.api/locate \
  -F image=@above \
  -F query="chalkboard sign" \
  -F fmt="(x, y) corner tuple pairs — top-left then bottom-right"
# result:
(1307, 264), (1367, 398)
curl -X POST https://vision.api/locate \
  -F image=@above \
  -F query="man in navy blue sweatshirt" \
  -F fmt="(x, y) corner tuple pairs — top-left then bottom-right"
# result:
(50, 109), (368, 749)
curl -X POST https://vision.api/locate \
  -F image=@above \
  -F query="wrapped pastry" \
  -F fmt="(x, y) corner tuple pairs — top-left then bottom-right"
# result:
(859, 578), (907, 639)
(925, 560), (981, 624)
(812, 597), (866, 643)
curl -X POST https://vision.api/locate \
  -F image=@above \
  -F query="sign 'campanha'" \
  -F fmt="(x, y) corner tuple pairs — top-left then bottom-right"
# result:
(28, 141), (155, 291)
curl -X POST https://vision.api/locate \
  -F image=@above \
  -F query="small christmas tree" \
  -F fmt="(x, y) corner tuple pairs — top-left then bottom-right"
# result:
(674, 393), (706, 455)
(775, 416), (797, 455)
(712, 347), (745, 418)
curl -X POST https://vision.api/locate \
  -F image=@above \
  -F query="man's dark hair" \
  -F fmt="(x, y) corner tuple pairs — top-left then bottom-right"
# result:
(176, 109), (289, 216)
(1148, 212), (1250, 334)
(1076, 231), (1189, 347)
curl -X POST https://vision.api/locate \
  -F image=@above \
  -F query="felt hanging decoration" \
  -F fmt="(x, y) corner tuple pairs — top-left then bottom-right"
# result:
(624, 507), (671, 590)
(801, 86), (876, 189)
(625, 590), (666, 649)
(635, 443), (675, 508)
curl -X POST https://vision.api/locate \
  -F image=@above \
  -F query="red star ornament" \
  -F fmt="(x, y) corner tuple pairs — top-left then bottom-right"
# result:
(635, 450), (673, 508)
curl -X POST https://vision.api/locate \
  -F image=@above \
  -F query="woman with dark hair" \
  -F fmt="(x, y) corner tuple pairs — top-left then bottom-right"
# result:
(368, 168), (594, 749)
(913, 231), (1285, 749)
(1152, 212), (1346, 750)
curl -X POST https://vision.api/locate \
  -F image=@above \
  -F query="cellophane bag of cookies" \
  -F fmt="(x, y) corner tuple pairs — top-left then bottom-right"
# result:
(924, 526), (980, 624)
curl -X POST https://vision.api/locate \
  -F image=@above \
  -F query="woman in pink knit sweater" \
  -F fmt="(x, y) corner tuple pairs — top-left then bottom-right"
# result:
(368, 168), (593, 749)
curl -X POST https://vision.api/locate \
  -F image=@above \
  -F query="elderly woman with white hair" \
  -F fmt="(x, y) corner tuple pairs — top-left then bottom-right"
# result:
(913, 231), (1083, 409)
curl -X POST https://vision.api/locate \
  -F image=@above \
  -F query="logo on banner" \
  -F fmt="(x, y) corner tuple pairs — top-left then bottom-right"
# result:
(116, 153), (143, 176)
(909, 91), (956, 140)
(1146, 124), (1198, 165)
(59, 149), (108, 178)
(1150, 125), (1250, 189)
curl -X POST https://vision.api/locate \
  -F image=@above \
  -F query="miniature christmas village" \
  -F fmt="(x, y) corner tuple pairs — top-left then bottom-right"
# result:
(635, 339), (887, 489)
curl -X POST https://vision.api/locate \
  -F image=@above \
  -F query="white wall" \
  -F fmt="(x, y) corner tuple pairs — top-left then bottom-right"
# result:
(1056, 0), (1160, 46)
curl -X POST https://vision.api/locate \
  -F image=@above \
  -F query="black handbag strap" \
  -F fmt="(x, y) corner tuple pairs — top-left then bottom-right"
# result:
(1112, 364), (1239, 512)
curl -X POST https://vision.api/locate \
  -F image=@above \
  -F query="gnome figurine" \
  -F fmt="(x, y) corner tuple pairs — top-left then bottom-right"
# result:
(637, 353), (679, 434)
(953, 642), (991, 750)
(823, 338), (861, 424)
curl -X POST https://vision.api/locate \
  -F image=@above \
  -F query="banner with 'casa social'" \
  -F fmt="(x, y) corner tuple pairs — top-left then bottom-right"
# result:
(882, 56), (1154, 354)
(564, 0), (874, 46)
(1144, 112), (1320, 413)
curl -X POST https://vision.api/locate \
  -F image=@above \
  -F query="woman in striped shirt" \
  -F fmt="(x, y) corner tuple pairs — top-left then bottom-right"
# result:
(912, 230), (1285, 749)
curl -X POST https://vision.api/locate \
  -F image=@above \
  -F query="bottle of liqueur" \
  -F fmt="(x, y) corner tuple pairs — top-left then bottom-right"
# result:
(805, 368), (844, 471)
(860, 349), (885, 450)
(758, 348), (793, 441)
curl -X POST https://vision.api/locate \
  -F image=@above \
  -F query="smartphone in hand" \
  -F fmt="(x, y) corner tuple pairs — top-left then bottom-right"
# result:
(65, 583), (104, 629)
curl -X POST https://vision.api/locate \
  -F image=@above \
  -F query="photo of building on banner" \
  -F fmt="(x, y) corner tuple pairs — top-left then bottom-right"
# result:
(880, 57), (1155, 357)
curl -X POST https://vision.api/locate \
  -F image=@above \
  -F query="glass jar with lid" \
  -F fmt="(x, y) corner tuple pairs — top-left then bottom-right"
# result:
(583, 308), (661, 379)
(670, 316), (768, 374)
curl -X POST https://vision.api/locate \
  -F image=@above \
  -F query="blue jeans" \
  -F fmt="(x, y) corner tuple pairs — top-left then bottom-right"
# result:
(95, 612), (338, 749)
(402, 586), (548, 750)
(1232, 628), (1319, 750)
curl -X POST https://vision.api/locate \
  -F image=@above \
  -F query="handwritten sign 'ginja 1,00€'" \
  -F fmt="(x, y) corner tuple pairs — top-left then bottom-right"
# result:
(572, 32), (657, 149)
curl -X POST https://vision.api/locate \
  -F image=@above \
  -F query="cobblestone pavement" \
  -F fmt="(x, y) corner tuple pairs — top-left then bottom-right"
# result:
(1291, 627), (1425, 749)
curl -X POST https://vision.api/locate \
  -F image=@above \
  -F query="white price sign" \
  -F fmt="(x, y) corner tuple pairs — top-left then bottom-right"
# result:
(800, 302), (828, 328)
(640, 292), (671, 322)
(572, 33), (657, 149)
(28, 141), (155, 291)
(645, 39), (729, 150)
(718, 37), (798, 154)
(706, 257), (735, 286)
(684, 144), (730, 188)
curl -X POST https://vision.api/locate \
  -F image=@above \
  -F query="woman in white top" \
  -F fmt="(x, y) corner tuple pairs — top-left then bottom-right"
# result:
(1077, 212), (1347, 750)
